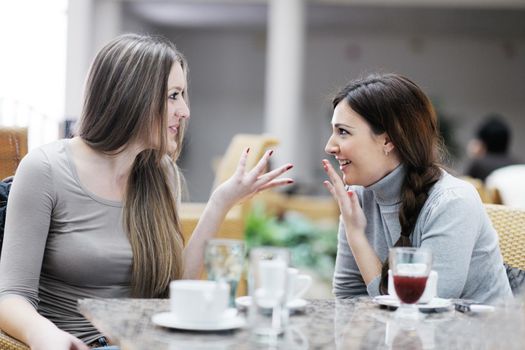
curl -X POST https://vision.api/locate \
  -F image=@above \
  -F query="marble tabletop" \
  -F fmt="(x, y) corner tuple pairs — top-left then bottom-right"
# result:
(78, 297), (525, 349)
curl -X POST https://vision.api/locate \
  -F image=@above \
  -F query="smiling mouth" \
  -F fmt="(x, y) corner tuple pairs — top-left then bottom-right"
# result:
(338, 159), (351, 169)
(169, 126), (178, 134)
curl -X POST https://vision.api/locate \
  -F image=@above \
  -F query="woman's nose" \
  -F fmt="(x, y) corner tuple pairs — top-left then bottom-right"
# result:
(176, 103), (190, 120)
(177, 110), (190, 120)
(325, 137), (337, 155)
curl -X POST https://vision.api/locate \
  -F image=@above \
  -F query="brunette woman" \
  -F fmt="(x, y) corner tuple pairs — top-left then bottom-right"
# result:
(322, 73), (511, 303)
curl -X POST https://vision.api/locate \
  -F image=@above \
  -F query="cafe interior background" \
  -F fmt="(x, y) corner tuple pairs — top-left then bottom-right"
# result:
(1, 0), (524, 298)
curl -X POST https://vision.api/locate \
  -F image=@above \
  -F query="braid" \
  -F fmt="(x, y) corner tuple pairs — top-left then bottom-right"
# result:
(379, 164), (441, 294)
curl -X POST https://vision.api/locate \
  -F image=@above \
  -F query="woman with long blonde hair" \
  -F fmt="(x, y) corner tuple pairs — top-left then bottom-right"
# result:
(0, 34), (293, 349)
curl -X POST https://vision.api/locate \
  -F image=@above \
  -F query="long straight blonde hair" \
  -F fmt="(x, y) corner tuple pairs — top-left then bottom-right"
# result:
(78, 34), (187, 297)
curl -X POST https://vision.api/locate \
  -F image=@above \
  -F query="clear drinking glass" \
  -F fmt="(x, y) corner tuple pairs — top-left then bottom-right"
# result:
(389, 247), (433, 320)
(248, 246), (291, 344)
(204, 238), (245, 307)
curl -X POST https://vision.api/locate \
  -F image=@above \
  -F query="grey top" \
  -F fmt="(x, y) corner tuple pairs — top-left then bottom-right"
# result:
(0, 139), (132, 344)
(333, 165), (512, 304)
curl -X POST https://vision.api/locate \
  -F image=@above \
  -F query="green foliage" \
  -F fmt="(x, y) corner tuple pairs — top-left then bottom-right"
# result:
(245, 202), (338, 281)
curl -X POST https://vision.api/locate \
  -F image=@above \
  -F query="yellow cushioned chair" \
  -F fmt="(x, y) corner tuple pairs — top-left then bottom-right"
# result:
(485, 204), (525, 270)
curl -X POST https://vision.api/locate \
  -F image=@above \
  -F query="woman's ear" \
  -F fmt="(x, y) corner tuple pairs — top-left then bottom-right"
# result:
(382, 134), (395, 156)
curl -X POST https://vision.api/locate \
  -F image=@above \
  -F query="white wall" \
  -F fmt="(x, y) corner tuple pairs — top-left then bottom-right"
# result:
(166, 29), (267, 201)
(304, 31), (525, 177)
(0, 0), (68, 148)
(162, 27), (524, 200)
(81, 3), (525, 201)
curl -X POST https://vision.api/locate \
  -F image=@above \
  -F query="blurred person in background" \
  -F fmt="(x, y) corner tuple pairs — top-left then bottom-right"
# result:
(465, 115), (520, 182)
(0, 34), (293, 350)
(322, 73), (511, 304)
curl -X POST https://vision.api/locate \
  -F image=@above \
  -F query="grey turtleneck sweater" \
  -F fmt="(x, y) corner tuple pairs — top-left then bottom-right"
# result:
(333, 165), (512, 304)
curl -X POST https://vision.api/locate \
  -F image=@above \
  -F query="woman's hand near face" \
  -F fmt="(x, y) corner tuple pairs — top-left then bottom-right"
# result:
(322, 159), (366, 233)
(322, 159), (382, 285)
(212, 148), (294, 209)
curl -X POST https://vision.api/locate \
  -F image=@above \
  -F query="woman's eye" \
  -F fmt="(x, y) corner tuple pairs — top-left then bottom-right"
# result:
(338, 128), (349, 136)
(168, 92), (179, 100)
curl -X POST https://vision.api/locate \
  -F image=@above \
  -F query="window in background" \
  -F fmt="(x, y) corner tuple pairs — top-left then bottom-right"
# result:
(0, 0), (67, 149)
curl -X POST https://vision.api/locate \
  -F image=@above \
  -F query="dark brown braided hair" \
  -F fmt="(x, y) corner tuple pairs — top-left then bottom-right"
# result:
(332, 73), (445, 295)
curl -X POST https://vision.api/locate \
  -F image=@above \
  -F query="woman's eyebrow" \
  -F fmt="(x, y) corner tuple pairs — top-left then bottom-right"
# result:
(334, 123), (355, 129)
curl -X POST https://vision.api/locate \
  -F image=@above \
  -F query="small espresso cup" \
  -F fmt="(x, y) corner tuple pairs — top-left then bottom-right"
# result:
(286, 268), (312, 303)
(170, 280), (230, 323)
(388, 269), (438, 304)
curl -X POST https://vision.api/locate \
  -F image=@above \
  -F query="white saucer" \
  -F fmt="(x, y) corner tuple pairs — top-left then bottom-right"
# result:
(152, 308), (246, 331)
(235, 296), (308, 311)
(373, 295), (452, 310)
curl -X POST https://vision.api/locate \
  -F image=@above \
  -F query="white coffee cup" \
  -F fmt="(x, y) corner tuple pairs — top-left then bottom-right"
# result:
(388, 269), (438, 304)
(258, 259), (288, 300)
(286, 268), (312, 303)
(170, 280), (229, 323)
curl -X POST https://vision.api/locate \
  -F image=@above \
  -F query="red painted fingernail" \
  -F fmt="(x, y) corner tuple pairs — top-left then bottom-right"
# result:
(347, 191), (353, 197)
(269, 150), (274, 156)
(246, 147), (250, 154)
(286, 164), (293, 170)
(287, 180), (294, 184)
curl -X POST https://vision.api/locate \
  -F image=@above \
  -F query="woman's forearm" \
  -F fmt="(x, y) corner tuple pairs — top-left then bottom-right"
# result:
(181, 193), (231, 279)
(343, 224), (382, 285)
(0, 295), (60, 347)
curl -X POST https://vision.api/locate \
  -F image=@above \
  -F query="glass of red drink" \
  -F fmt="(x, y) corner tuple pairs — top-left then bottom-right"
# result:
(389, 247), (432, 319)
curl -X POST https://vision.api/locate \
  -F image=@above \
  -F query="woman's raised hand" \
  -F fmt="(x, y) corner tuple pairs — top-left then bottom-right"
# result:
(212, 148), (294, 209)
(322, 159), (366, 233)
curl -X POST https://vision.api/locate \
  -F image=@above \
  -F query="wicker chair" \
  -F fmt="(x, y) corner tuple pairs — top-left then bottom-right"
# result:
(0, 127), (28, 180)
(0, 330), (29, 350)
(0, 128), (30, 349)
(485, 204), (525, 270)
